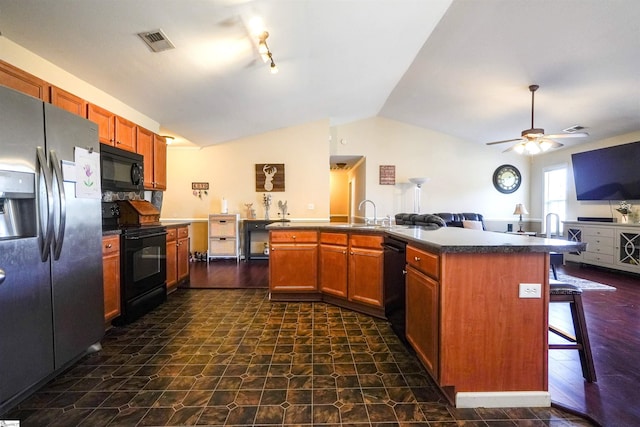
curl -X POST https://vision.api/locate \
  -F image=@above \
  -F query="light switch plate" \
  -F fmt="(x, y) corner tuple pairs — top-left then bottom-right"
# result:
(519, 283), (542, 298)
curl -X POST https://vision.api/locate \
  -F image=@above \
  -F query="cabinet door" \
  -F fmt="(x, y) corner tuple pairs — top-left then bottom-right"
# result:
(319, 243), (348, 297)
(177, 236), (190, 283)
(406, 265), (439, 378)
(565, 227), (583, 262)
(348, 246), (384, 307)
(153, 134), (167, 190)
(270, 244), (318, 291)
(166, 236), (178, 293)
(617, 229), (640, 271)
(0, 60), (49, 101)
(114, 115), (137, 152)
(87, 103), (115, 145)
(51, 86), (86, 117)
(136, 126), (154, 189)
(102, 235), (120, 324)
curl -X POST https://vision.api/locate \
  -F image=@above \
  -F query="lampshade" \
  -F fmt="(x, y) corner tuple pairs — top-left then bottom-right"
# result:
(409, 177), (429, 187)
(513, 203), (529, 215)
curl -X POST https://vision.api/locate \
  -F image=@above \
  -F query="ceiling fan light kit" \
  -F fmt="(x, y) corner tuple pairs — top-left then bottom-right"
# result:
(487, 84), (588, 155)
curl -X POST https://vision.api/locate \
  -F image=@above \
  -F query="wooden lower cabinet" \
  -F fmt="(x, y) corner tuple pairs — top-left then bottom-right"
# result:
(166, 227), (178, 293)
(270, 231), (318, 292)
(102, 235), (121, 326)
(177, 226), (190, 285)
(406, 264), (439, 378)
(319, 233), (348, 297)
(348, 234), (384, 307)
(166, 225), (190, 293)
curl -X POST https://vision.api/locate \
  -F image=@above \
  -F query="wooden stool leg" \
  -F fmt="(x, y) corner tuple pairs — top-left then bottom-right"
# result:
(569, 293), (597, 382)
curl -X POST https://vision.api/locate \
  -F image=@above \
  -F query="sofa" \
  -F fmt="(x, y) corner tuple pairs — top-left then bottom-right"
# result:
(395, 212), (485, 230)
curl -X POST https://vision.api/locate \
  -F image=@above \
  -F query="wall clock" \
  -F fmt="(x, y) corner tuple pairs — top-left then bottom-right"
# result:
(492, 164), (521, 194)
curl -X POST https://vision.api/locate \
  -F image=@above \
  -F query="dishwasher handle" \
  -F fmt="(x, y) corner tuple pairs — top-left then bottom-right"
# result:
(382, 243), (405, 253)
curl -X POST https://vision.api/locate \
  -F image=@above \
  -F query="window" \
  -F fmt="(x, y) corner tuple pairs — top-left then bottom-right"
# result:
(543, 165), (567, 236)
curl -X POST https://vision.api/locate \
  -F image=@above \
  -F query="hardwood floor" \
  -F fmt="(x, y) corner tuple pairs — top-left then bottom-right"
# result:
(550, 261), (640, 427)
(185, 258), (640, 426)
(184, 259), (269, 289)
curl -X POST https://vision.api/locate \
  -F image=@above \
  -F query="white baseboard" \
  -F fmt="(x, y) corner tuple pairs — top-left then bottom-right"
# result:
(456, 391), (551, 408)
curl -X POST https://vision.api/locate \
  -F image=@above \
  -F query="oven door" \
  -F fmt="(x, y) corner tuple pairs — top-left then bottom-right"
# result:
(122, 229), (167, 301)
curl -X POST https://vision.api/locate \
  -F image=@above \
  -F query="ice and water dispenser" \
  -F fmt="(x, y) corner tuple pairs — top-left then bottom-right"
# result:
(0, 170), (37, 239)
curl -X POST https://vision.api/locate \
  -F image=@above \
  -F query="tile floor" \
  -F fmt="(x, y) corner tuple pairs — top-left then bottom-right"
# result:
(5, 289), (593, 426)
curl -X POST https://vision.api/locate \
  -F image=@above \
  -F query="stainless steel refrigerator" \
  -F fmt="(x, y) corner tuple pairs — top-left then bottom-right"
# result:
(0, 86), (104, 412)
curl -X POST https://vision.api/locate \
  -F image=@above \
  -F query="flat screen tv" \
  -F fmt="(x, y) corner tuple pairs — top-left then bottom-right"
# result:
(572, 141), (640, 201)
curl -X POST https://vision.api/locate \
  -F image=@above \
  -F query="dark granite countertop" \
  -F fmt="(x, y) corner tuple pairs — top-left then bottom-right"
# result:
(266, 222), (586, 254)
(102, 228), (122, 236)
(161, 221), (192, 228)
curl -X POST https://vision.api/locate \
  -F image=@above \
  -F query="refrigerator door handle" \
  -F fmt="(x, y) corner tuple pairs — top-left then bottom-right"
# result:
(50, 150), (66, 260)
(36, 146), (54, 262)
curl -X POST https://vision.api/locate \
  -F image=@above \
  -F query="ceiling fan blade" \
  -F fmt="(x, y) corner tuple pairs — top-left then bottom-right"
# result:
(544, 132), (589, 139)
(486, 138), (524, 146)
(539, 139), (564, 149)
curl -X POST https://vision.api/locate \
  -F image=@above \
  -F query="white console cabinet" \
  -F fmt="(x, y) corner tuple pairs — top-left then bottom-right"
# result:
(564, 221), (640, 274)
(208, 214), (239, 262)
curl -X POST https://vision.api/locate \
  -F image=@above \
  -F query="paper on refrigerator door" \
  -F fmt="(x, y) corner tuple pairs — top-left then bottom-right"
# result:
(74, 147), (101, 199)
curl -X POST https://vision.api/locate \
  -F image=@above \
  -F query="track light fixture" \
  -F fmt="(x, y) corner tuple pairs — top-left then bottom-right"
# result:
(258, 31), (278, 74)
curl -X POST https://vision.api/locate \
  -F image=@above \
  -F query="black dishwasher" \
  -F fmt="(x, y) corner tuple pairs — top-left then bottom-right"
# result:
(383, 236), (407, 341)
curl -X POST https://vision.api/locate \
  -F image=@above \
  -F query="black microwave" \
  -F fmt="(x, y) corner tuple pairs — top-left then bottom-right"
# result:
(100, 144), (144, 192)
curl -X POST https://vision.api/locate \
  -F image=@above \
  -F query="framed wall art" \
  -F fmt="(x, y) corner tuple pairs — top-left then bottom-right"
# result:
(379, 165), (396, 185)
(256, 163), (285, 192)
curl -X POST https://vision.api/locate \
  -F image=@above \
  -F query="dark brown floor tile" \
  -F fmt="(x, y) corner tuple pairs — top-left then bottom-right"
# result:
(77, 407), (119, 427)
(138, 407), (175, 426)
(255, 404), (285, 424)
(166, 406), (203, 425)
(107, 407), (149, 427)
(313, 404), (341, 424)
(196, 406), (229, 425)
(225, 405), (258, 425)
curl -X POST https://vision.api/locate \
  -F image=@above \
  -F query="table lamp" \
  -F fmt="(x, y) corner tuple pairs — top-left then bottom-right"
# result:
(513, 203), (529, 232)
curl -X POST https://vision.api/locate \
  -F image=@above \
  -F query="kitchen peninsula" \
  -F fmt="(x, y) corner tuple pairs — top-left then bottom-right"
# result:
(267, 222), (586, 409)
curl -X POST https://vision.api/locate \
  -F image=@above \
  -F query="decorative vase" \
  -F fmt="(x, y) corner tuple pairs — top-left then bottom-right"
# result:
(621, 215), (628, 224)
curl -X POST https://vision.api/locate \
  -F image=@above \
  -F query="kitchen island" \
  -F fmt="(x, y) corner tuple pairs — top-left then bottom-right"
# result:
(267, 222), (586, 408)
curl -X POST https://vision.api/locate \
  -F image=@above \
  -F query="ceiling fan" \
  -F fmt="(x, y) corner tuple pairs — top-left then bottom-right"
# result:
(486, 84), (588, 154)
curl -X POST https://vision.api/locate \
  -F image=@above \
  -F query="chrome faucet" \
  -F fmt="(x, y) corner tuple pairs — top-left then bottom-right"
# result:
(358, 199), (377, 225)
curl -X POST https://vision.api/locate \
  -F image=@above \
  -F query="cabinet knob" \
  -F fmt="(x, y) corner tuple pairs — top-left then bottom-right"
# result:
(292, 235), (296, 239)
(342, 250), (347, 254)
(105, 243), (112, 248)
(350, 251), (354, 255)
(414, 256), (421, 262)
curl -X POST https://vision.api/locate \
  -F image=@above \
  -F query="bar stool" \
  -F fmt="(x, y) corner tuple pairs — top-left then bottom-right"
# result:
(549, 280), (597, 382)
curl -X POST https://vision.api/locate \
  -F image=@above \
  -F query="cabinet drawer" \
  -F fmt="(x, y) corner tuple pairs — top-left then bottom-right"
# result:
(270, 230), (317, 243)
(583, 236), (614, 255)
(583, 227), (614, 238)
(177, 226), (189, 239)
(320, 232), (348, 246)
(210, 220), (236, 237)
(583, 251), (614, 265)
(166, 227), (177, 242)
(406, 245), (439, 280)
(209, 238), (236, 255)
(349, 234), (383, 250)
(102, 235), (120, 255)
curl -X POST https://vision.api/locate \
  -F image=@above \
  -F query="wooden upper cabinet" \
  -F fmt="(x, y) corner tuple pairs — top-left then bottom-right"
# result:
(87, 103), (116, 145)
(137, 130), (167, 191)
(0, 60), (50, 101)
(136, 126), (154, 189)
(50, 86), (86, 117)
(153, 134), (167, 190)
(114, 115), (137, 152)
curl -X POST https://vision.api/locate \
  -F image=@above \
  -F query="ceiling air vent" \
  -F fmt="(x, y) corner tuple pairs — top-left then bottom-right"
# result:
(137, 29), (175, 53)
(563, 125), (586, 134)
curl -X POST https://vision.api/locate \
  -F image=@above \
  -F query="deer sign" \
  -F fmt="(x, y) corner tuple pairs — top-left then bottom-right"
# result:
(263, 164), (277, 191)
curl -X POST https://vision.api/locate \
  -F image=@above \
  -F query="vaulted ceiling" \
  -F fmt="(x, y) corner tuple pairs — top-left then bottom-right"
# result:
(1, 0), (638, 151)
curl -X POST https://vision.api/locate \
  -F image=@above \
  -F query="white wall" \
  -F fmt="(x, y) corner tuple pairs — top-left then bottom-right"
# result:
(162, 119), (330, 221)
(531, 130), (640, 223)
(332, 117), (531, 227)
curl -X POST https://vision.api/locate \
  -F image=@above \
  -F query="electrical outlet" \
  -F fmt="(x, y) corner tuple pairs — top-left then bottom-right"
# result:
(307, 203), (315, 210)
(519, 283), (542, 298)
